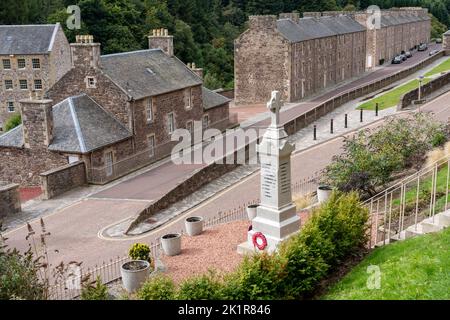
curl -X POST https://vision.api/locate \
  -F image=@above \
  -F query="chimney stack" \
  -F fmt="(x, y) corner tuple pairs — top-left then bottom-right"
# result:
(70, 35), (101, 69)
(20, 96), (54, 149)
(148, 28), (174, 56)
(187, 62), (204, 79)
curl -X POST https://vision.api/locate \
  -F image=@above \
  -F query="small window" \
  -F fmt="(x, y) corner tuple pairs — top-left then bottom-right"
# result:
(146, 98), (153, 123)
(148, 135), (155, 158)
(167, 112), (175, 134)
(184, 88), (193, 109)
(186, 120), (193, 134)
(202, 114), (209, 129)
(86, 76), (96, 88)
(4, 80), (13, 90)
(2, 59), (11, 69)
(32, 58), (40, 69)
(7, 101), (14, 113)
(19, 79), (28, 90)
(34, 79), (42, 90)
(17, 58), (26, 69)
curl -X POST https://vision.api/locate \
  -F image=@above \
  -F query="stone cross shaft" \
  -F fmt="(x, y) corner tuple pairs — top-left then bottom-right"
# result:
(267, 90), (282, 128)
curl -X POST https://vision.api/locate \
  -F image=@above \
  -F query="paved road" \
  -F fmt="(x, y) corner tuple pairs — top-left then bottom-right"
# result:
(5, 88), (450, 270)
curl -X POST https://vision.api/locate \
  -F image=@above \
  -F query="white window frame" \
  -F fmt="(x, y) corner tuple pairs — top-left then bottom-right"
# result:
(146, 98), (153, 123)
(202, 114), (209, 129)
(32, 58), (40, 69)
(7, 101), (14, 113)
(104, 151), (114, 177)
(148, 134), (155, 158)
(2, 59), (11, 69)
(4, 79), (13, 90)
(34, 79), (43, 90)
(184, 88), (192, 110)
(168, 112), (175, 134)
(17, 58), (26, 69)
(19, 79), (28, 90)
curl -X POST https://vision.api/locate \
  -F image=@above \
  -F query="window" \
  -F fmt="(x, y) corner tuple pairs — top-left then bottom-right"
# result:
(104, 151), (114, 177)
(19, 79), (28, 90)
(7, 101), (14, 113)
(184, 88), (193, 109)
(167, 112), (175, 134)
(186, 120), (193, 134)
(32, 58), (40, 69)
(2, 59), (11, 69)
(4, 80), (13, 90)
(34, 79), (42, 90)
(146, 98), (153, 123)
(17, 59), (26, 69)
(86, 76), (96, 88)
(202, 114), (209, 129)
(148, 135), (155, 158)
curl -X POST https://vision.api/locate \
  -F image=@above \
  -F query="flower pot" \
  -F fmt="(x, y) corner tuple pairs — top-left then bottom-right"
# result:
(120, 260), (151, 293)
(185, 216), (204, 236)
(246, 204), (259, 221)
(161, 233), (181, 256)
(317, 185), (332, 203)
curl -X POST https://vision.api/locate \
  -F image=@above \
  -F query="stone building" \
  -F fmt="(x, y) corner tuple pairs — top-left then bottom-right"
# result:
(235, 8), (431, 105)
(0, 32), (230, 186)
(0, 24), (71, 130)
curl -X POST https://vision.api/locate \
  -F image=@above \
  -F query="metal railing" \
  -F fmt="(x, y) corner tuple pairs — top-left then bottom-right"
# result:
(366, 155), (450, 248)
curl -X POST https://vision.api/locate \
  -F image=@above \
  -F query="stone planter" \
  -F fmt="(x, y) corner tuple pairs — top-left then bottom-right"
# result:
(246, 204), (259, 221)
(185, 216), (204, 236)
(317, 185), (333, 203)
(161, 233), (181, 256)
(120, 260), (151, 293)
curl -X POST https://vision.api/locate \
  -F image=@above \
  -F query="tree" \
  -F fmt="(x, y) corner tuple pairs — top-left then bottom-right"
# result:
(4, 113), (21, 132)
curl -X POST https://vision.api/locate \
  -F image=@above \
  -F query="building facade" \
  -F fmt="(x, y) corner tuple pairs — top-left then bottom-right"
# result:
(0, 24), (71, 130)
(235, 7), (431, 105)
(0, 32), (230, 186)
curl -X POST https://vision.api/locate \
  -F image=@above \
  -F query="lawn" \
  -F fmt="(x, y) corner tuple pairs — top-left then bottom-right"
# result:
(357, 78), (430, 111)
(322, 227), (450, 300)
(424, 58), (450, 77)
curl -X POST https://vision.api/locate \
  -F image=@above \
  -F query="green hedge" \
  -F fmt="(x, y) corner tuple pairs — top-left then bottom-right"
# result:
(137, 191), (369, 300)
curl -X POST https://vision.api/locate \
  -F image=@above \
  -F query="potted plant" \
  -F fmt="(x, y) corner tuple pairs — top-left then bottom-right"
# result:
(317, 185), (333, 203)
(185, 216), (204, 236)
(161, 233), (181, 256)
(120, 243), (153, 293)
(246, 204), (259, 221)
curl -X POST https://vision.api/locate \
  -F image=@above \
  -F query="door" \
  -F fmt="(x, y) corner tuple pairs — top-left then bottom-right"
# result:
(105, 151), (113, 177)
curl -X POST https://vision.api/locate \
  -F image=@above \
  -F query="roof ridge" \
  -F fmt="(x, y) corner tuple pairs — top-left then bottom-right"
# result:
(67, 97), (87, 153)
(0, 24), (57, 27)
(100, 49), (159, 58)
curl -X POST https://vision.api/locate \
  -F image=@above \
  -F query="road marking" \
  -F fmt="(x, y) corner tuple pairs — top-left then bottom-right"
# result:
(88, 197), (154, 203)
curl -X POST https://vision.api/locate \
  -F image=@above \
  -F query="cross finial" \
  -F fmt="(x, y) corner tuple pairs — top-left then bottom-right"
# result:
(267, 91), (282, 127)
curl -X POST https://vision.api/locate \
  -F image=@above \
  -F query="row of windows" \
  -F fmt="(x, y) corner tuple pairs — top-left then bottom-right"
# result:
(2, 58), (40, 70)
(3, 79), (42, 90)
(145, 88), (195, 124)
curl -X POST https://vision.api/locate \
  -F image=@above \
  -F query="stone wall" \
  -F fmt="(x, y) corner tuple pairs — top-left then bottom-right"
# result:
(204, 103), (230, 132)
(40, 161), (87, 199)
(0, 182), (21, 218)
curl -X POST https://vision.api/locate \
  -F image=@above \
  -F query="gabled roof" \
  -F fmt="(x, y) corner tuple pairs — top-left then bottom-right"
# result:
(100, 49), (202, 100)
(0, 24), (59, 55)
(0, 94), (132, 153)
(319, 15), (366, 34)
(444, 30), (450, 35)
(202, 87), (231, 110)
(48, 94), (132, 153)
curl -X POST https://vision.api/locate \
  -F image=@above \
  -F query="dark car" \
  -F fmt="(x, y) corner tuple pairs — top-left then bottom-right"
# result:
(405, 51), (412, 58)
(399, 54), (407, 61)
(392, 56), (402, 64)
(418, 43), (428, 51)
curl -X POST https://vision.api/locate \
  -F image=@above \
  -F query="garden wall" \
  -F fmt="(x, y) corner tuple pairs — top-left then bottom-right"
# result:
(40, 161), (87, 200)
(0, 182), (21, 218)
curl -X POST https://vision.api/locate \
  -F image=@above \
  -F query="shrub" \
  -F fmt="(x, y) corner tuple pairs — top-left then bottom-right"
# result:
(4, 113), (21, 132)
(176, 271), (224, 300)
(128, 243), (151, 263)
(80, 276), (109, 300)
(138, 275), (176, 300)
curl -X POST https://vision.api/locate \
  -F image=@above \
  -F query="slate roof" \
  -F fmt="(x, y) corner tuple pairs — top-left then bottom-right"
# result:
(202, 87), (231, 110)
(444, 30), (450, 35)
(100, 49), (203, 100)
(0, 94), (132, 153)
(0, 24), (59, 55)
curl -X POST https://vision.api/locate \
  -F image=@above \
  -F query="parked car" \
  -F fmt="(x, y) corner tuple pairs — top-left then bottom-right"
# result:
(436, 38), (443, 44)
(429, 49), (439, 56)
(392, 56), (403, 64)
(405, 51), (412, 58)
(418, 43), (428, 51)
(399, 54), (407, 61)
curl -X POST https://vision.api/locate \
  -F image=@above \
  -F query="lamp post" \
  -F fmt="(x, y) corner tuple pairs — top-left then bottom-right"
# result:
(418, 75), (424, 112)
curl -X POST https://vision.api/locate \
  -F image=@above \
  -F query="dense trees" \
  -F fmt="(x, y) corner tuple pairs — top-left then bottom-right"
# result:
(0, 0), (448, 89)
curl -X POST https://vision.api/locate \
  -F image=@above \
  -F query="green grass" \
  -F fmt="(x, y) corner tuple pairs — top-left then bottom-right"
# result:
(424, 58), (450, 77)
(358, 78), (430, 111)
(322, 227), (450, 300)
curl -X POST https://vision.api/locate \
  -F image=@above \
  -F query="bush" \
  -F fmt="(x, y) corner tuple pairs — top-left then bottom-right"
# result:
(138, 275), (176, 300)
(128, 243), (151, 263)
(80, 276), (109, 300)
(4, 113), (21, 132)
(176, 271), (224, 300)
